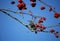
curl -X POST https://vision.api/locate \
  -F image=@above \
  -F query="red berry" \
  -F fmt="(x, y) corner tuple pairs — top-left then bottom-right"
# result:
(41, 26), (46, 30)
(54, 32), (59, 38)
(42, 17), (46, 20)
(22, 6), (27, 10)
(31, 2), (36, 7)
(38, 20), (43, 23)
(55, 36), (59, 38)
(40, 6), (45, 10)
(17, 3), (26, 10)
(30, 0), (36, 2)
(49, 7), (52, 12)
(38, 17), (43, 23)
(39, 25), (46, 30)
(50, 29), (55, 33)
(35, 24), (40, 27)
(17, 3), (23, 10)
(18, 0), (23, 3)
(54, 12), (60, 18)
(38, 17), (46, 23)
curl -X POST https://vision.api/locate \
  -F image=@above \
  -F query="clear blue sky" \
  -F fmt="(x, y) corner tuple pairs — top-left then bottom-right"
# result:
(0, 0), (60, 41)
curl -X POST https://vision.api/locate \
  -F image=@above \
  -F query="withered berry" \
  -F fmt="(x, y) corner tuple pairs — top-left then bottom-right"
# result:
(40, 6), (45, 10)
(31, 2), (36, 7)
(30, 0), (36, 2)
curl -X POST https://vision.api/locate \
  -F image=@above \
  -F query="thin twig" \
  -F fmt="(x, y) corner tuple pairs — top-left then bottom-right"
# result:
(0, 9), (18, 13)
(0, 9), (31, 30)
(0, 9), (41, 18)
(46, 23), (60, 28)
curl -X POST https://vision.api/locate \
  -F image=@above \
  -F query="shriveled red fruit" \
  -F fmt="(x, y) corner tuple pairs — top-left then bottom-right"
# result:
(50, 29), (55, 33)
(31, 2), (36, 7)
(37, 30), (41, 32)
(18, 0), (23, 3)
(54, 32), (59, 38)
(54, 12), (60, 18)
(39, 25), (46, 30)
(49, 7), (52, 12)
(30, 0), (36, 2)
(11, 1), (15, 4)
(42, 17), (46, 20)
(40, 6), (45, 10)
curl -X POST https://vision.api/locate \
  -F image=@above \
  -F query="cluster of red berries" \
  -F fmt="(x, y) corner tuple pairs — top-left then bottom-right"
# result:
(40, 6), (53, 11)
(35, 23), (46, 32)
(34, 16), (46, 32)
(40, 6), (60, 18)
(35, 23), (59, 38)
(30, 0), (36, 7)
(17, 0), (27, 10)
(50, 29), (59, 38)
(38, 17), (46, 23)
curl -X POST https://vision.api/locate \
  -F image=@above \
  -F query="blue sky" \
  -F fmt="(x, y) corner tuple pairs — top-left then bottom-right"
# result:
(0, 0), (60, 41)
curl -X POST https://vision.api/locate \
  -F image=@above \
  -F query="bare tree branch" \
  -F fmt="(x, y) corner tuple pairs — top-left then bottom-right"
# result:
(0, 9), (30, 30)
